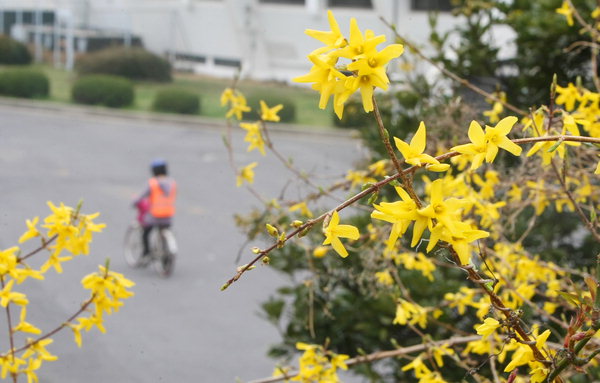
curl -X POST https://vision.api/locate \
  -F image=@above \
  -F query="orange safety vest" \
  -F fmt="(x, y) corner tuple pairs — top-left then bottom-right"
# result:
(148, 177), (176, 218)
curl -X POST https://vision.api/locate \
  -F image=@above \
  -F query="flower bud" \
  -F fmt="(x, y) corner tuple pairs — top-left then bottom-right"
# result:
(266, 223), (279, 237)
(291, 220), (303, 228)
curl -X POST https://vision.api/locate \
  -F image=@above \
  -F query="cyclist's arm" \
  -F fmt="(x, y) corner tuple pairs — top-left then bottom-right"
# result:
(132, 187), (150, 208)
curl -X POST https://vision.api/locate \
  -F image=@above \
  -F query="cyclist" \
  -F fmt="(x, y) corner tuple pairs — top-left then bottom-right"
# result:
(133, 159), (177, 260)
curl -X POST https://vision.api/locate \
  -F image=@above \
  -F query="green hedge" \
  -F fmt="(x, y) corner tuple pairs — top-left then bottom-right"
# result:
(332, 97), (373, 128)
(0, 69), (49, 98)
(246, 93), (296, 123)
(0, 35), (32, 65)
(75, 47), (171, 82)
(152, 88), (200, 115)
(72, 75), (134, 108)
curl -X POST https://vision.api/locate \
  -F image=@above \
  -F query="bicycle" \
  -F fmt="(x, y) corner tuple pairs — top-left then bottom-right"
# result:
(124, 202), (177, 277)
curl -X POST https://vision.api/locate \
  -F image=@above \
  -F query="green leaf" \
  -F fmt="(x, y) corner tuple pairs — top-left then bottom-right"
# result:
(557, 291), (581, 306)
(546, 140), (562, 153)
(261, 298), (285, 324)
(367, 192), (379, 205)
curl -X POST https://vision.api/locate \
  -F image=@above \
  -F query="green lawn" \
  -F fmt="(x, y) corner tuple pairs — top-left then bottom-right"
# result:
(1, 64), (336, 128)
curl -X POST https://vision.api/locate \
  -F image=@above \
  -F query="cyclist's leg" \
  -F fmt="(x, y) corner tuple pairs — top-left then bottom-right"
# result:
(142, 225), (153, 256)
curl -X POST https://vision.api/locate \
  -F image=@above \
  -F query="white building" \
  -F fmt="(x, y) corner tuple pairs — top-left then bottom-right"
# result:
(0, 0), (460, 81)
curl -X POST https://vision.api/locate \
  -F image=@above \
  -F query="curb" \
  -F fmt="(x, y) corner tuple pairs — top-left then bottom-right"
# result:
(0, 96), (358, 139)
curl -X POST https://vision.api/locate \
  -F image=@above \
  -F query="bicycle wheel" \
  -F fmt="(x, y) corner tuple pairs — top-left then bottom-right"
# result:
(123, 223), (144, 268)
(153, 229), (176, 277)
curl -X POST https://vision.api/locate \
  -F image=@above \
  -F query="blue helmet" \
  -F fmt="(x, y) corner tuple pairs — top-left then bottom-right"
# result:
(151, 158), (168, 176)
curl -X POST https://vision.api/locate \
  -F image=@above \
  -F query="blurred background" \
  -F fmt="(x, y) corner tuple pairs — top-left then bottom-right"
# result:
(3, 0), (592, 381)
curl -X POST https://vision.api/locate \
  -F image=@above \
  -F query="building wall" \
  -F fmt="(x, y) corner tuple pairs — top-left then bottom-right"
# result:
(0, 0), (463, 81)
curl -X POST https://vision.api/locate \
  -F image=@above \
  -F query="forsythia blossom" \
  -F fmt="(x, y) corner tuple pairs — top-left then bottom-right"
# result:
(289, 343), (349, 383)
(322, 210), (360, 258)
(295, 10), (404, 118)
(452, 117), (522, 170)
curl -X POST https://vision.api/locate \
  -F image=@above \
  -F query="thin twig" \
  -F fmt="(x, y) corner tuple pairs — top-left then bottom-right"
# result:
(246, 335), (480, 383)
(379, 17), (527, 116)
(224, 134), (600, 288)
(18, 234), (58, 263)
(4, 294), (96, 357)
(372, 96), (422, 207)
(1, 277), (17, 383)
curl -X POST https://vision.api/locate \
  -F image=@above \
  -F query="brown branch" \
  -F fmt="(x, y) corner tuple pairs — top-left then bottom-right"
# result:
(372, 96), (422, 207)
(1, 278), (16, 375)
(223, 134), (600, 289)
(247, 335), (480, 383)
(18, 234), (58, 263)
(5, 294), (96, 357)
(566, 0), (599, 39)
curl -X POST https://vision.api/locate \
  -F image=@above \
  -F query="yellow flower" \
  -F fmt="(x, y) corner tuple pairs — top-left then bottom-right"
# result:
(401, 355), (431, 377)
(393, 299), (428, 328)
(452, 121), (488, 170)
(345, 169), (376, 189)
(431, 343), (455, 367)
(507, 184), (522, 203)
(452, 117), (521, 168)
(322, 211), (360, 258)
(223, 90), (251, 120)
(530, 363), (550, 383)
(18, 217), (40, 243)
(483, 116), (522, 162)
(394, 122), (449, 171)
(260, 100), (283, 122)
(375, 270), (394, 286)
(294, 53), (346, 116)
(236, 162), (258, 187)
(418, 179), (469, 239)
(371, 186), (425, 248)
(289, 201), (313, 218)
(0, 279), (28, 307)
(220, 87), (234, 106)
(555, 82), (579, 111)
(304, 10), (347, 52)
(23, 338), (58, 361)
(483, 92), (506, 123)
(368, 159), (388, 176)
(296, 10), (403, 118)
(0, 247), (19, 276)
(68, 323), (83, 347)
(312, 246), (329, 258)
(556, 1), (574, 26)
(476, 317), (501, 339)
(12, 306), (41, 335)
(240, 122), (266, 156)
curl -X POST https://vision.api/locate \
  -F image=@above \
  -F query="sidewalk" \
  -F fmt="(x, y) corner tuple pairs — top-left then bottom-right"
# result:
(0, 96), (357, 139)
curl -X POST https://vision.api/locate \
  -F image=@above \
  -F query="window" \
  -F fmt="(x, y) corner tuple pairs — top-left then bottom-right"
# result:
(214, 57), (241, 68)
(0, 10), (55, 35)
(411, 0), (453, 12)
(329, 0), (372, 7)
(259, 0), (304, 4)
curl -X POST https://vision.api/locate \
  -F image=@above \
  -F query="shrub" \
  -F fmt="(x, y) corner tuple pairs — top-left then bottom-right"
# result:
(0, 69), (49, 98)
(332, 97), (373, 128)
(0, 35), (32, 65)
(72, 75), (134, 108)
(152, 88), (200, 115)
(246, 93), (296, 123)
(75, 47), (172, 82)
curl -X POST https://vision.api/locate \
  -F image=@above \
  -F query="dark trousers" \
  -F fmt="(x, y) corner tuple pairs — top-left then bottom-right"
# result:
(142, 224), (170, 255)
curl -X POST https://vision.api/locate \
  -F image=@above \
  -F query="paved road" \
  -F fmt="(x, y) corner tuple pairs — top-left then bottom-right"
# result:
(0, 104), (363, 382)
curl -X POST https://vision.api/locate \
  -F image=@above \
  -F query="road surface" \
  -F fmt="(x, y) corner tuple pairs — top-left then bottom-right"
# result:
(0, 103), (364, 382)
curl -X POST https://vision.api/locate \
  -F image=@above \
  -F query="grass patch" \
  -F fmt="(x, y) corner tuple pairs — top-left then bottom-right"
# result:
(0, 64), (335, 128)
